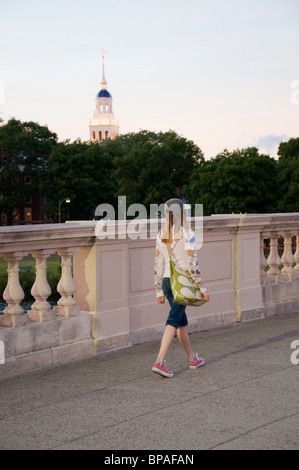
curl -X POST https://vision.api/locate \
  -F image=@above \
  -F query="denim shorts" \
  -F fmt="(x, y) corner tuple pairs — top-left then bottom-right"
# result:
(162, 277), (188, 329)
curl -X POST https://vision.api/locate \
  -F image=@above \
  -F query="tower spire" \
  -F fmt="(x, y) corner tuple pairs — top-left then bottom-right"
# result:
(101, 50), (107, 90)
(89, 51), (120, 142)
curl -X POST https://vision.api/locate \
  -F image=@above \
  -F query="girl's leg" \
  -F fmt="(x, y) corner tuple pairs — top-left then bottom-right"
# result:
(177, 326), (194, 359)
(156, 324), (176, 362)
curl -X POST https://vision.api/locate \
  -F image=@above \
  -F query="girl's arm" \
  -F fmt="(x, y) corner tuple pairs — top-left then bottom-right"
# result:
(154, 242), (165, 298)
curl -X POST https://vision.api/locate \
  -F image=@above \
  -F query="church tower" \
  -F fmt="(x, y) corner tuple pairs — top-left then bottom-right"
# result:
(89, 53), (120, 142)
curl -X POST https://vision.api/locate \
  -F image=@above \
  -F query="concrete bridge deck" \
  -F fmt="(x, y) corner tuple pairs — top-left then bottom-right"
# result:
(0, 312), (298, 451)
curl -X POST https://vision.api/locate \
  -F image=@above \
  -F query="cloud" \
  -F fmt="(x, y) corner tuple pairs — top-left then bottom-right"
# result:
(256, 134), (289, 157)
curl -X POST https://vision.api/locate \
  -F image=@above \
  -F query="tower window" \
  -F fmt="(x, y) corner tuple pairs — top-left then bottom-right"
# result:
(105, 104), (109, 112)
(92, 131), (96, 141)
(105, 130), (109, 140)
(98, 131), (102, 141)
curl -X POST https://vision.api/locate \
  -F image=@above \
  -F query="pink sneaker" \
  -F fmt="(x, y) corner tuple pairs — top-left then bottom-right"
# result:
(189, 354), (205, 369)
(152, 361), (174, 378)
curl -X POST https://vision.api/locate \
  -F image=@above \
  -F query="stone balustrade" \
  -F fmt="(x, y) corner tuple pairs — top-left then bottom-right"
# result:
(0, 213), (298, 378)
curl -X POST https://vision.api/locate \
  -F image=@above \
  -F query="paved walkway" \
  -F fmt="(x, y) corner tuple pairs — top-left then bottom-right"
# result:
(0, 312), (298, 451)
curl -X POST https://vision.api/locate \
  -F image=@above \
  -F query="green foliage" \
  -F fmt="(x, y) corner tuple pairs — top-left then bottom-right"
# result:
(42, 129), (204, 220)
(186, 147), (279, 215)
(112, 130), (204, 210)
(1, 117), (298, 221)
(42, 139), (116, 221)
(277, 138), (299, 212)
(0, 118), (58, 224)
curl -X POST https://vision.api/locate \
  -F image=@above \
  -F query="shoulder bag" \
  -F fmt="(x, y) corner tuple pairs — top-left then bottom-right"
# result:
(166, 243), (207, 307)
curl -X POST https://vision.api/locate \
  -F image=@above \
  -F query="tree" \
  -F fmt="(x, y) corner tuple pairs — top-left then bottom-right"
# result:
(277, 138), (299, 212)
(43, 139), (116, 221)
(42, 130), (204, 221)
(112, 130), (204, 210)
(186, 147), (279, 215)
(0, 118), (57, 224)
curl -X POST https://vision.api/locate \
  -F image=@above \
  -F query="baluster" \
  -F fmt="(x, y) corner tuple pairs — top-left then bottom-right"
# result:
(266, 232), (283, 283)
(260, 235), (269, 285)
(54, 247), (80, 317)
(27, 250), (55, 322)
(0, 252), (28, 327)
(294, 230), (299, 279)
(281, 231), (295, 281)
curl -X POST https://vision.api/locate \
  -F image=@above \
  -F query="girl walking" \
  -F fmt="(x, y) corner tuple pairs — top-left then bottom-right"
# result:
(152, 198), (209, 378)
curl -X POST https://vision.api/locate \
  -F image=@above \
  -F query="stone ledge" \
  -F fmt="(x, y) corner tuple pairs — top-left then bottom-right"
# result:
(262, 279), (299, 317)
(130, 325), (165, 345)
(0, 340), (94, 380)
(188, 312), (224, 332)
(52, 339), (93, 365)
(96, 334), (132, 354)
(240, 307), (265, 322)
(264, 300), (299, 317)
(0, 349), (53, 379)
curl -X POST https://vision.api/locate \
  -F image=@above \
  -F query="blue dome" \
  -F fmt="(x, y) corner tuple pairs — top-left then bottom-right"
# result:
(97, 89), (112, 98)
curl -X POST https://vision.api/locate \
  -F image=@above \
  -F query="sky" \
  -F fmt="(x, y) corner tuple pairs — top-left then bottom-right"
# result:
(0, 0), (298, 159)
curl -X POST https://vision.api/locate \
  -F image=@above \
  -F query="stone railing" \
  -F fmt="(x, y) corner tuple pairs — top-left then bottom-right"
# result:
(0, 213), (298, 378)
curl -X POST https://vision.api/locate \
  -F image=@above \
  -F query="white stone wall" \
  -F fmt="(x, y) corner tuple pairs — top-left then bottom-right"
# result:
(0, 214), (298, 378)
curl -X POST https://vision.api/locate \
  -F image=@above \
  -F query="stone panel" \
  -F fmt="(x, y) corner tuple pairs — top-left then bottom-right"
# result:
(99, 250), (124, 302)
(130, 247), (155, 292)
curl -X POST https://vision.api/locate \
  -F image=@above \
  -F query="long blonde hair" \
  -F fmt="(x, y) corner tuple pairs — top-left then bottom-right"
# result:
(161, 198), (189, 243)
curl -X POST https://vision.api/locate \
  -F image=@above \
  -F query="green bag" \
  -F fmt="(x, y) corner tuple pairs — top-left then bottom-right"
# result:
(169, 254), (207, 307)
